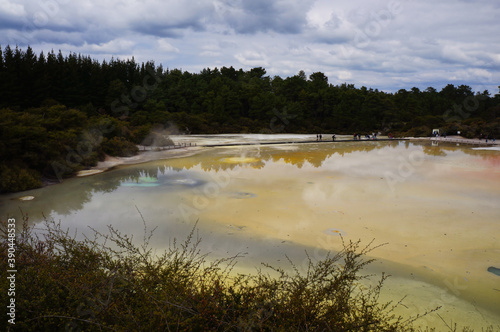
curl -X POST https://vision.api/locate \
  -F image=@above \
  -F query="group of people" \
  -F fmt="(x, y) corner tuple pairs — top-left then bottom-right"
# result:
(479, 134), (496, 142)
(352, 133), (378, 140)
(432, 132), (446, 138)
(316, 134), (336, 141)
(315, 132), (392, 141)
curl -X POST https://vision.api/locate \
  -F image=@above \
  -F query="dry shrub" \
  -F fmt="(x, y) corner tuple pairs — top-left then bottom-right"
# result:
(2, 214), (494, 331)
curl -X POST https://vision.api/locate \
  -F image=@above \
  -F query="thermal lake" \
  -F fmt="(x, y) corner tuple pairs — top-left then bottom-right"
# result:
(1, 134), (499, 330)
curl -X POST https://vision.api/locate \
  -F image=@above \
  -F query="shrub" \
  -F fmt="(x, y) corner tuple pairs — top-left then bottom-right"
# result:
(100, 137), (139, 157)
(401, 126), (431, 137)
(0, 165), (42, 192)
(3, 217), (486, 331)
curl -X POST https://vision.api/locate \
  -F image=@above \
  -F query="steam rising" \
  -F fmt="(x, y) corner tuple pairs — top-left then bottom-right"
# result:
(141, 123), (181, 147)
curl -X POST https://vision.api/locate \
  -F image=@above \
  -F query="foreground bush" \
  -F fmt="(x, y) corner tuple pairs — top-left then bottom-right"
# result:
(0, 218), (455, 331)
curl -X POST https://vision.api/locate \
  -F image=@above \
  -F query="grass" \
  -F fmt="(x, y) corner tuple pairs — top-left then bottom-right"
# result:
(1, 214), (497, 331)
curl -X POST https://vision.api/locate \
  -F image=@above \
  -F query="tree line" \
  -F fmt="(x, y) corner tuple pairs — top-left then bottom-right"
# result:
(1, 45), (499, 192)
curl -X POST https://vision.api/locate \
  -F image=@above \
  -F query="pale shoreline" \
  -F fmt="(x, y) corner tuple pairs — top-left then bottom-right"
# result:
(409, 135), (499, 145)
(76, 146), (205, 177)
(77, 135), (499, 177)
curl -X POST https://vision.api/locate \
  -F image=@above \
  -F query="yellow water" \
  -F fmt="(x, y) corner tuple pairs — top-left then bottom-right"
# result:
(2, 139), (499, 330)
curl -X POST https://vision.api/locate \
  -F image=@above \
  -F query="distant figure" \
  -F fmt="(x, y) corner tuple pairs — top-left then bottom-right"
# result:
(319, 134), (322, 141)
(353, 133), (357, 140)
(358, 134), (361, 140)
(332, 134), (336, 141)
(316, 134), (319, 141)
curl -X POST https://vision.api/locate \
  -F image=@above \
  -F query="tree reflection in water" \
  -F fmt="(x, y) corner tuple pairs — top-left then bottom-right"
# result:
(1, 140), (498, 223)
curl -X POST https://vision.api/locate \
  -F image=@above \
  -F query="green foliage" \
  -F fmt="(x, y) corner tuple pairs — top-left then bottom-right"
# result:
(0, 106), (140, 192)
(2, 45), (499, 136)
(0, 164), (41, 192)
(0, 219), (449, 331)
(100, 137), (139, 157)
(401, 126), (432, 138)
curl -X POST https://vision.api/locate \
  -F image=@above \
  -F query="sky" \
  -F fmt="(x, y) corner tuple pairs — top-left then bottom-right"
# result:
(1, 0), (499, 93)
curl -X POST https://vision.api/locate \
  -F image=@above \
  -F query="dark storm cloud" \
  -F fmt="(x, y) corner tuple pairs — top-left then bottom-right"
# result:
(126, 0), (215, 38)
(216, 0), (314, 34)
(132, 21), (204, 39)
(0, 14), (25, 31)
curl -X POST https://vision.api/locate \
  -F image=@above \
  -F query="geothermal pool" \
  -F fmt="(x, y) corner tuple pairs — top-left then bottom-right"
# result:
(1, 135), (499, 330)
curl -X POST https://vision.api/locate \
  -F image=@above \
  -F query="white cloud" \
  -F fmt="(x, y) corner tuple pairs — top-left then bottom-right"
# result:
(199, 51), (220, 57)
(0, 0), (499, 92)
(235, 50), (269, 67)
(88, 39), (135, 54)
(440, 44), (471, 64)
(0, 0), (26, 16)
(337, 70), (353, 81)
(157, 39), (180, 53)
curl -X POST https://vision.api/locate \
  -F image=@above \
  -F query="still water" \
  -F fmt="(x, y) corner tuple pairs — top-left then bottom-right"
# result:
(2, 136), (499, 330)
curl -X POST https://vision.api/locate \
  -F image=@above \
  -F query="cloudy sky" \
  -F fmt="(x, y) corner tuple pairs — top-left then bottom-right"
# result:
(1, 0), (499, 93)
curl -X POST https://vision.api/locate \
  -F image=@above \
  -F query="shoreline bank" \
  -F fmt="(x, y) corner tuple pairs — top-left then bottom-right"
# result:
(75, 146), (205, 177)
(409, 135), (499, 146)
(76, 135), (498, 178)
(77, 137), (400, 177)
